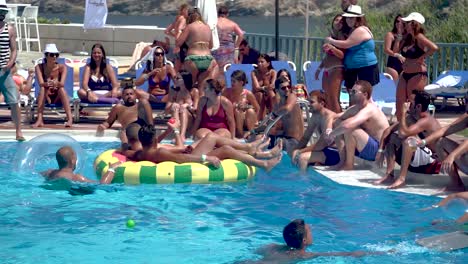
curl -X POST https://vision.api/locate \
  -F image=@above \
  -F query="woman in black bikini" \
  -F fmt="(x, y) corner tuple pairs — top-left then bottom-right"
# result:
(396, 12), (438, 121)
(384, 15), (405, 83)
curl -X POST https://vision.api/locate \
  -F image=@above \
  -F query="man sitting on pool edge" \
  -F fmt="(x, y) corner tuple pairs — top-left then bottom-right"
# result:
(42, 146), (121, 184)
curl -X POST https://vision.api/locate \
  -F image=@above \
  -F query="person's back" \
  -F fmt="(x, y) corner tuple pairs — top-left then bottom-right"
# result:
(42, 146), (94, 183)
(186, 21), (212, 54)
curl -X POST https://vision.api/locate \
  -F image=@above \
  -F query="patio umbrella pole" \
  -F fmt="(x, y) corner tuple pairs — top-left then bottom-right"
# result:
(275, 0), (279, 60)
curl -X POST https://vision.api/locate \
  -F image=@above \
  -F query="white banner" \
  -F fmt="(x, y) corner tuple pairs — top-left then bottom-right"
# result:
(83, 0), (108, 30)
(197, 0), (219, 50)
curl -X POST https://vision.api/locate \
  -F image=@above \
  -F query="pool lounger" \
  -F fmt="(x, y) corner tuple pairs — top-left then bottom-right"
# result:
(416, 231), (468, 251)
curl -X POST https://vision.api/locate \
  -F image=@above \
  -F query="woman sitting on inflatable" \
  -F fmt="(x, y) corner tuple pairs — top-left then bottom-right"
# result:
(132, 120), (283, 171)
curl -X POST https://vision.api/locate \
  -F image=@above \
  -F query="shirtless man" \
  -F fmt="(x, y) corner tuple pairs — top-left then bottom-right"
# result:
(268, 76), (304, 155)
(96, 85), (153, 145)
(176, 8), (218, 93)
(291, 91), (339, 171)
(42, 146), (121, 184)
(327, 80), (389, 170)
(135, 123), (282, 171)
(373, 91), (459, 190)
(212, 5), (244, 71)
(223, 70), (259, 138)
(238, 219), (384, 263)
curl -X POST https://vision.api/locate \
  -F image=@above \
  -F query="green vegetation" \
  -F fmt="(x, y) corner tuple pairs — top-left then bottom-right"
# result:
(320, 0), (467, 43)
(37, 17), (70, 25)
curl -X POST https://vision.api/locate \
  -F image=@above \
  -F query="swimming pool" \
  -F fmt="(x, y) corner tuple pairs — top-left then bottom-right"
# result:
(1, 141), (466, 263)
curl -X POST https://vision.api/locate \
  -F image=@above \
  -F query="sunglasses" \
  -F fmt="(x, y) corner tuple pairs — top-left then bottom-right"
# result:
(239, 48), (245, 52)
(154, 52), (164, 57)
(47, 53), (60, 58)
(280, 85), (290, 91)
(350, 89), (363, 95)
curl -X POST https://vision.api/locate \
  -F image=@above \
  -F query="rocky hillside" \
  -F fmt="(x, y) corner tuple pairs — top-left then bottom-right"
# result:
(10, 0), (415, 16)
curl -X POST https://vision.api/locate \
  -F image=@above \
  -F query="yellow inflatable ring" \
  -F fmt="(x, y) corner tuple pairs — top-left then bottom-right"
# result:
(94, 149), (257, 184)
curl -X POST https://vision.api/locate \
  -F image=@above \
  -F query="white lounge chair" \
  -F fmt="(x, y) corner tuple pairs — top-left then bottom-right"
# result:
(372, 73), (397, 121)
(425, 70), (468, 109)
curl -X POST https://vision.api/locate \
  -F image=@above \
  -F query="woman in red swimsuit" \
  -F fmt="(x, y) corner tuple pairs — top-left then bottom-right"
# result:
(191, 79), (235, 140)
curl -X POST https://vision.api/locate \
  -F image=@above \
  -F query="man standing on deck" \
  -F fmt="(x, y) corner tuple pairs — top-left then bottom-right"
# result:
(0, 2), (23, 141)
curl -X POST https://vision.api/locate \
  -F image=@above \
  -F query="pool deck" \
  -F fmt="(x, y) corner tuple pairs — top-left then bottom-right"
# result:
(2, 52), (467, 198)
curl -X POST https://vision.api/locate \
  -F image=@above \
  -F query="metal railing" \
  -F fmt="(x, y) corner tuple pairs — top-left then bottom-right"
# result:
(245, 33), (468, 82)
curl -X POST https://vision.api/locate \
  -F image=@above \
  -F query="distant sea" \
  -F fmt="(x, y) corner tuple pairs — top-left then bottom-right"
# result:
(42, 14), (327, 37)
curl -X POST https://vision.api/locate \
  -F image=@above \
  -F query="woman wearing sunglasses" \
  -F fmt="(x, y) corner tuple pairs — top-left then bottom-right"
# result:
(135, 46), (176, 103)
(78, 43), (120, 104)
(33, 44), (73, 128)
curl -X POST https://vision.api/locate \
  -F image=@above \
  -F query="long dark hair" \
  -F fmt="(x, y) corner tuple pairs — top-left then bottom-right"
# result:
(391, 14), (402, 34)
(145, 46), (166, 72)
(89, 43), (108, 79)
(258, 54), (273, 70)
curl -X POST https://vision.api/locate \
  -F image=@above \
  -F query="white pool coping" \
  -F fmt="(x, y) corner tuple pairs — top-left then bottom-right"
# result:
(1, 129), (463, 198)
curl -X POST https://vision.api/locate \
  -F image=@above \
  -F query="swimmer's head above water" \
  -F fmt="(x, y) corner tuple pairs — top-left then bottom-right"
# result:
(283, 219), (313, 250)
(56, 146), (77, 170)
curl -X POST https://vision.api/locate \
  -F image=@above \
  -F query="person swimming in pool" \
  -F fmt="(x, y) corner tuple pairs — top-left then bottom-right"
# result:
(236, 219), (386, 263)
(41, 146), (121, 184)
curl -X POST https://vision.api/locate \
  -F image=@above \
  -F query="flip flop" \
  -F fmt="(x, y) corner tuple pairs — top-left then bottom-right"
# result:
(16, 136), (26, 142)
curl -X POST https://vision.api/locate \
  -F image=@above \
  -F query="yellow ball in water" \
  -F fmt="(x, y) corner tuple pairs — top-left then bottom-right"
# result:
(126, 219), (135, 228)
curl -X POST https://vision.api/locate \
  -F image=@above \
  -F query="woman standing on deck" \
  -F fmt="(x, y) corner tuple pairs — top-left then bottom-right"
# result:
(326, 5), (379, 96)
(78, 43), (120, 104)
(252, 54), (277, 120)
(396, 12), (438, 120)
(176, 8), (218, 94)
(32, 44), (73, 128)
(135, 46), (176, 103)
(384, 15), (405, 83)
(191, 78), (235, 140)
(316, 14), (346, 113)
(164, 3), (189, 72)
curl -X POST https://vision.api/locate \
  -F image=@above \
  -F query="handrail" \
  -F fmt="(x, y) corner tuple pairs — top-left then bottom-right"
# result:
(244, 33), (468, 83)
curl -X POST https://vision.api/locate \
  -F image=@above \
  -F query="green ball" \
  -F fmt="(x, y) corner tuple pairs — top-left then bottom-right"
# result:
(126, 219), (135, 228)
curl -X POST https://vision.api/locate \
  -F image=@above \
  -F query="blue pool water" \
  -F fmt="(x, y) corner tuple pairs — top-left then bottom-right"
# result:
(1, 141), (467, 263)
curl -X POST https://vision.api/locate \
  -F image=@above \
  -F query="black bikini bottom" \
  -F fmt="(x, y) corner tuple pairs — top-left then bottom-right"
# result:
(401, 72), (427, 82)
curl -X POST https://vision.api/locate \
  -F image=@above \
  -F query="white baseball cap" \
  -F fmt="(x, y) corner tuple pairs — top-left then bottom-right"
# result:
(342, 5), (364, 17)
(401, 12), (425, 24)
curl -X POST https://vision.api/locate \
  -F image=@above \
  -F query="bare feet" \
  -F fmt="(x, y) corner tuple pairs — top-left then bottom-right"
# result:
(32, 119), (44, 128)
(373, 173), (394, 185)
(64, 120), (73, 128)
(387, 178), (406, 189)
(256, 137), (270, 151)
(263, 153), (283, 172)
(269, 139), (283, 157)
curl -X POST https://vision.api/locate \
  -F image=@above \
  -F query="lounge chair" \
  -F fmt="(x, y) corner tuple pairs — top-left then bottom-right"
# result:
(271, 60), (298, 86)
(30, 57), (79, 123)
(425, 70), (468, 109)
(372, 73), (398, 121)
(303, 61), (349, 110)
(223, 63), (256, 90)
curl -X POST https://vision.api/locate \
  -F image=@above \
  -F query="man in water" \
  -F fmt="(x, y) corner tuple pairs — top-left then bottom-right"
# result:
(96, 81), (153, 145)
(327, 80), (389, 170)
(41, 146), (120, 184)
(0, 5), (24, 141)
(291, 91), (340, 171)
(268, 76), (304, 155)
(238, 219), (385, 263)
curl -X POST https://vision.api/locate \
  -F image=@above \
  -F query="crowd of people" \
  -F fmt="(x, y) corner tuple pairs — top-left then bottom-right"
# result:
(0, 0), (466, 257)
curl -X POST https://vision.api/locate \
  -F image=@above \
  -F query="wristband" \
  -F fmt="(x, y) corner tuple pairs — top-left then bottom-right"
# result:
(377, 149), (384, 153)
(325, 128), (332, 135)
(107, 168), (115, 173)
(421, 139), (427, 147)
(431, 204), (439, 208)
(143, 74), (149, 81)
(174, 129), (180, 134)
(201, 154), (207, 162)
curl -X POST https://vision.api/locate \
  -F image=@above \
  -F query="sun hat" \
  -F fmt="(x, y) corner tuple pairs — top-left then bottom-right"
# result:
(401, 12), (425, 24)
(44, 43), (60, 54)
(342, 5), (364, 17)
(0, 0), (8, 12)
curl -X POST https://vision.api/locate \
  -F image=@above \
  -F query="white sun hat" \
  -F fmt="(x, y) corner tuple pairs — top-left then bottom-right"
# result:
(401, 12), (425, 24)
(44, 43), (60, 54)
(0, 0), (8, 11)
(342, 5), (364, 17)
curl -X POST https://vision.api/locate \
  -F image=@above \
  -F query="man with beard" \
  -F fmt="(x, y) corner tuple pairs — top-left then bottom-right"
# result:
(0, 2), (23, 141)
(96, 82), (153, 146)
